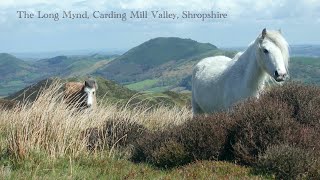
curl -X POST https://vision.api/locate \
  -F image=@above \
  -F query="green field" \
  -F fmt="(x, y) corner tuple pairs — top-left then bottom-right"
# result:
(125, 79), (160, 91)
(290, 57), (320, 84)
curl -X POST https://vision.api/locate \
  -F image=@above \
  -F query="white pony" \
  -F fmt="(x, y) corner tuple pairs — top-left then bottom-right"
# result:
(192, 28), (289, 114)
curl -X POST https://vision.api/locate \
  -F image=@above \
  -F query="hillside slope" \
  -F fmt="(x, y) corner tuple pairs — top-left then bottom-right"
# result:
(0, 53), (39, 96)
(94, 37), (223, 83)
(0, 54), (116, 97)
(0, 53), (36, 80)
(94, 37), (234, 92)
(34, 55), (116, 77)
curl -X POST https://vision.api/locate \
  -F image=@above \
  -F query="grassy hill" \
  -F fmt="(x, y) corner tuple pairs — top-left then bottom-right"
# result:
(94, 37), (234, 91)
(34, 55), (115, 77)
(0, 53), (34, 79)
(0, 54), (116, 97)
(115, 37), (217, 67)
(0, 53), (39, 96)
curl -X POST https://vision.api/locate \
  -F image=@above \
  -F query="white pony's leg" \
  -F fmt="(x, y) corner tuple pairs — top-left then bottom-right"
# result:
(192, 94), (203, 115)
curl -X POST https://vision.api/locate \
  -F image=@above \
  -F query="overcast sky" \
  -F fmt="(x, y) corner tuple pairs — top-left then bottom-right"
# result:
(0, 0), (319, 53)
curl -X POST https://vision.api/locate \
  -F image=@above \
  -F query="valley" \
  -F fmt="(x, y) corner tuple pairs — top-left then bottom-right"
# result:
(0, 37), (319, 98)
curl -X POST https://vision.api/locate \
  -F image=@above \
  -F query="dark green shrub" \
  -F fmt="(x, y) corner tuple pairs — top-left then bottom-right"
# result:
(84, 118), (147, 150)
(264, 83), (320, 126)
(132, 112), (234, 168)
(257, 144), (320, 179)
(230, 98), (299, 165)
(131, 129), (191, 168)
(179, 113), (234, 161)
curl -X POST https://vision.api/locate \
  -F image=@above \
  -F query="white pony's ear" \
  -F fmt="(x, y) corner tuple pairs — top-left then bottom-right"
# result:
(278, 29), (282, 34)
(261, 28), (267, 39)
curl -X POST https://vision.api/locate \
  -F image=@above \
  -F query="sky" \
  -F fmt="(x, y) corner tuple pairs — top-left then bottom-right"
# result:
(0, 0), (319, 53)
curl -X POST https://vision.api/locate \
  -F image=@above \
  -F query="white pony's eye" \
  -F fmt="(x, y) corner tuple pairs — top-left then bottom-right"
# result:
(263, 49), (269, 54)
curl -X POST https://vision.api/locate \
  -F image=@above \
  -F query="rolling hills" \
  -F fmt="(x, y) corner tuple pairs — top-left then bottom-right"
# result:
(0, 53), (116, 96)
(1, 38), (320, 97)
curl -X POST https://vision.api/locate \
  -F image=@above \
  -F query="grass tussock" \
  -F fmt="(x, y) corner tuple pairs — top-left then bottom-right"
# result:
(0, 80), (191, 161)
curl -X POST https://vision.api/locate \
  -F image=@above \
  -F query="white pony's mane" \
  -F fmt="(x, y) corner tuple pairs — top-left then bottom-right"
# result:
(260, 30), (290, 86)
(232, 30), (290, 85)
(260, 30), (290, 70)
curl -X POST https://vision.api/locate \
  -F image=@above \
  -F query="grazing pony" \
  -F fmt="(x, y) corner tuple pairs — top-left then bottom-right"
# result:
(64, 80), (98, 109)
(192, 28), (289, 114)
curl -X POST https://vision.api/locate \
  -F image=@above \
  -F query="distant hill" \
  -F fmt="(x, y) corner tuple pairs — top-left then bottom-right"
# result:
(290, 45), (320, 57)
(94, 37), (224, 83)
(0, 53), (34, 80)
(0, 53), (116, 97)
(290, 57), (320, 84)
(0, 53), (39, 96)
(94, 37), (234, 92)
(34, 55), (116, 77)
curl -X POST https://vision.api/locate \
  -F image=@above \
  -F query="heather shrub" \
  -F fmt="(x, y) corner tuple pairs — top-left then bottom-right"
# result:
(131, 129), (191, 168)
(179, 113), (234, 161)
(257, 144), (320, 179)
(264, 83), (320, 126)
(230, 98), (299, 165)
(84, 118), (147, 151)
(132, 113), (235, 168)
(130, 83), (320, 171)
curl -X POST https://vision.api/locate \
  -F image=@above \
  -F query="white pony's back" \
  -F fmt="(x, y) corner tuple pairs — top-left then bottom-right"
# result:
(192, 56), (235, 113)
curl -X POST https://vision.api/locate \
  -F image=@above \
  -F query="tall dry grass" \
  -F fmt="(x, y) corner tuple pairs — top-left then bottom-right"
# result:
(0, 80), (191, 160)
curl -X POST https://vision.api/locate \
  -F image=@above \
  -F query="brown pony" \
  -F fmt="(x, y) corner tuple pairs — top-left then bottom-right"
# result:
(64, 80), (98, 109)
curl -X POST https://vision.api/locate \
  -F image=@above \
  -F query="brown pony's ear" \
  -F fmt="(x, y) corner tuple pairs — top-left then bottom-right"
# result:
(84, 80), (98, 90)
(261, 28), (267, 39)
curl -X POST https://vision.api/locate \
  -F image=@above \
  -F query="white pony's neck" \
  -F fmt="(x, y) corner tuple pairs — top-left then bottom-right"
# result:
(232, 40), (267, 95)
